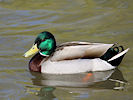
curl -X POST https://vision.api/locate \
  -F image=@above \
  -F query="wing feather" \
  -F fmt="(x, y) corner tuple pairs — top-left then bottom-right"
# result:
(50, 42), (114, 61)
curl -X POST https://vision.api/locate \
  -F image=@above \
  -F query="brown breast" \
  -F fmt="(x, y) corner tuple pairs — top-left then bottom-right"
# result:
(29, 53), (45, 72)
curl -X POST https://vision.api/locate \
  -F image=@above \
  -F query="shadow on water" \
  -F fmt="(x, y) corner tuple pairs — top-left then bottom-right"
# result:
(28, 68), (127, 99)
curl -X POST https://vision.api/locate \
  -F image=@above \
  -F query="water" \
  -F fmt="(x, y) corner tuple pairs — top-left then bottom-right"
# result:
(0, 0), (133, 100)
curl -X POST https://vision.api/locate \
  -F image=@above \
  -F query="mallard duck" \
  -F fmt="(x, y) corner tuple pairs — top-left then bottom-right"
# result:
(24, 31), (129, 74)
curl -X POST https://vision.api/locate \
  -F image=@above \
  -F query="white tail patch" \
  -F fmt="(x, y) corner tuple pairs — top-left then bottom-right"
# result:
(108, 48), (129, 62)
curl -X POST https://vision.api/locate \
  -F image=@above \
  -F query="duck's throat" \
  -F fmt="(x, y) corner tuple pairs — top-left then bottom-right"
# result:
(29, 53), (45, 72)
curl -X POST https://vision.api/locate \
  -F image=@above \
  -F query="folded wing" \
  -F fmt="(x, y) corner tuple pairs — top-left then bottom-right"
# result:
(50, 41), (114, 61)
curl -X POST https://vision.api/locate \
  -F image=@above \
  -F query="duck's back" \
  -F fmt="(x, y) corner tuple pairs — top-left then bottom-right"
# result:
(50, 42), (114, 61)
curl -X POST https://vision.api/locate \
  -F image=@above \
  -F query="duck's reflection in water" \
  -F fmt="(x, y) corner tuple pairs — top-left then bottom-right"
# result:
(31, 68), (127, 89)
(29, 69), (127, 100)
(37, 87), (56, 100)
(89, 68), (127, 90)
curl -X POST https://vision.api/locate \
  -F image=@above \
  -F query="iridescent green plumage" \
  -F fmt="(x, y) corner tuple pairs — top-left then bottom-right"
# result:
(35, 31), (56, 56)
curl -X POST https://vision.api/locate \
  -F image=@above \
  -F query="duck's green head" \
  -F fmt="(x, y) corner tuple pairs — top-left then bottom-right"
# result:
(24, 31), (56, 57)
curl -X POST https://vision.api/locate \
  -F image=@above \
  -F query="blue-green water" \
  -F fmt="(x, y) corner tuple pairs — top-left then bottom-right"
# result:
(0, 0), (133, 100)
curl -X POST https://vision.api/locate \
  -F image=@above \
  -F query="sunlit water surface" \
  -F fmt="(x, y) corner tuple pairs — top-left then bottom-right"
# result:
(0, 0), (133, 100)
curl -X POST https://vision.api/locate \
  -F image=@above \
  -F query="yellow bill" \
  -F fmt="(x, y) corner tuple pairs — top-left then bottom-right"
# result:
(24, 44), (39, 57)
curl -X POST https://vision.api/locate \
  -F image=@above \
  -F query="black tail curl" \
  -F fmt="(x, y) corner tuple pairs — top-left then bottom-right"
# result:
(100, 45), (125, 66)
